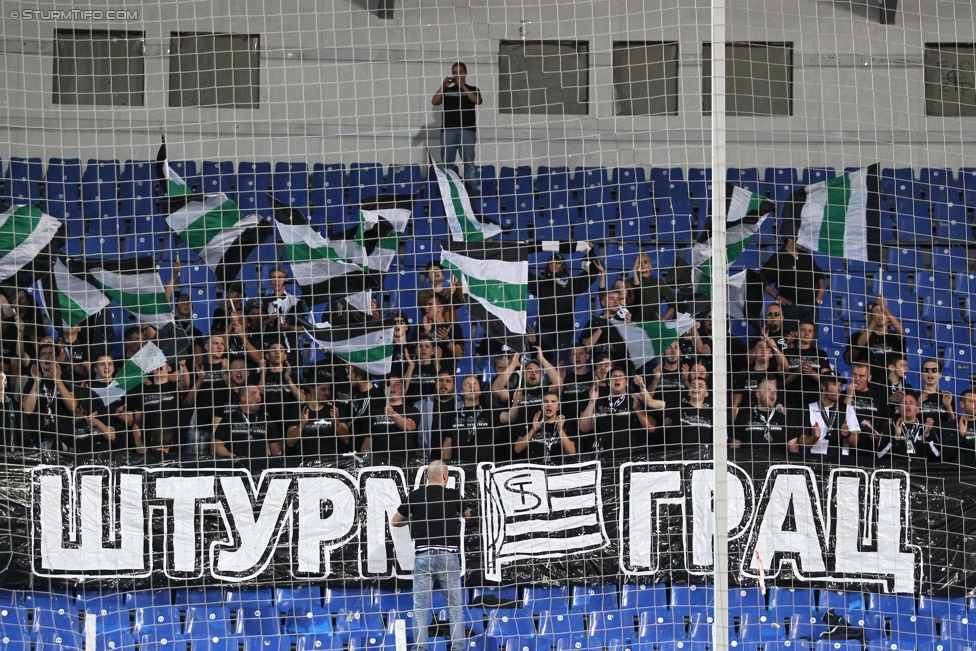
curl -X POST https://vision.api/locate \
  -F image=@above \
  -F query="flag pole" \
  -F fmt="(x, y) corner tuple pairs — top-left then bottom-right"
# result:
(710, 0), (731, 648)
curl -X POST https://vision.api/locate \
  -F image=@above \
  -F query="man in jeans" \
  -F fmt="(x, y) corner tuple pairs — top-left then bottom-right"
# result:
(431, 62), (483, 185)
(392, 461), (469, 651)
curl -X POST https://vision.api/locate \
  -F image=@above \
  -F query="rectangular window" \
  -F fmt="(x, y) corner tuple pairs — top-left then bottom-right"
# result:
(612, 41), (679, 116)
(53, 29), (145, 106)
(702, 42), (793, 116)
(498, 40), (589, 115)
(924, 44), (976, 117)
(169, 32), (261, 108)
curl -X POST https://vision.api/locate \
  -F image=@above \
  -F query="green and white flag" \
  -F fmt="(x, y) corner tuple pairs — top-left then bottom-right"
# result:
(271, 198), (366, 302)
(791, 164), (881, 263)
(84, 257), (174, 328)
(692, 186), (774, 295)
(613, 313), (697, 369)
(0, 205), (62, 283)
(440, 240), (527, 335)
(306, 318), (396, 376)
(50, 259), (110, 328)
(330, 207), (411, 273)
(89, 342), (168, 406)
(158, 141), (271, 284)
(431, 155), (502, 242)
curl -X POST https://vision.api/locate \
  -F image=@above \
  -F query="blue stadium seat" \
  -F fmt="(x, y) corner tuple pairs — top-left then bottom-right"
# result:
(613, 167), (649, 203)
(931, 246), (969, 274)
(476, 164), (498, 197)
(576, 167), (612, 204)
(390, 163), (423, 196)
(487, 609), (537, 639)
(535, 207), (574, 241)
(297, 633), (345, 651)
(5, 157), (43, 205)
(324, 589), (368, 616)
(894, 198), (933, 244)
(45, 158), (85, 236)
(737, 610), (783, 643)
(728, 167), (761, 195)
(922, 292), (962, 324)
(618, 199), (654, 241)
(274, 161), (311, 213)
(570, 586), (618, 612)
(655, 198), (695, 244)
(650, 167), (684, 195)
(962, 167), (976, 208)
(237, 161), (274, 220)
(202, 160), (236, 196)
(371, 590), (414, 615)
(135, 605), (183, 634)
(81, 159), (121, 220)
(118, 160), (157, 228)
(669, 585), (714, 618)
(310, 163), (347, 227)
(801, 167), (836, 186)
(348, 162), (385, 207)
(522, 587), (570, 614)
(536, 166), (573, 209)
(125, 590), (172, 611)
(767, 588), (816, 623)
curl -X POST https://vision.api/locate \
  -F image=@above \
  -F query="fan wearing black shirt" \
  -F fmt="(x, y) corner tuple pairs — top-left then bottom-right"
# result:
(491, 350), (562, 458)
(73, 354), (136, 454)
(560, 346), (594, 420)
(731, 337), (788, 421)
(579, 288), (630, 362)
(782, 318), (832, 409)
(885, 353), (912, 419)
(732, 377), (790, 454)
(844, 297), (905, 381)
(130, 362), (185, 459)
(431, 60), (483, 183)
(185, 334), (230, 431)
(21, 343), (77, 451)
(579, 367), (658, 455)
(530, 252), (598, 363)
(213, 384), (282, 470)
(261, 341), (302, 433)
(759, 236), (825, 327)
(514, 392), (577, 464)
(406, 335), (440, 401)
(334, 365), (378, 424)
(664, 378), (717, 450)
(359, 376), (420, 460)
(646, 339), (685, 411)
(918, 357), (957, 433)
(392, 461), (469, 651)
(843, 362), (889, 466)
(441, 375), (512, 464)
(879, 391), (939, 466)
(285, 380), (351, 460)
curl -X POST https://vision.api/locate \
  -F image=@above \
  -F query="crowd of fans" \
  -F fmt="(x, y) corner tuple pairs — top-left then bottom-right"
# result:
(0, 234), (971, 472)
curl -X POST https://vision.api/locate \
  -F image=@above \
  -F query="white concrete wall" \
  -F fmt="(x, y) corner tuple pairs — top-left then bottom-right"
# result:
(0, 0), (973, 172)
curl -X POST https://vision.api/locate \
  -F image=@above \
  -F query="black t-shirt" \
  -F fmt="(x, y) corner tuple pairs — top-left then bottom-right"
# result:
(560, 371), (593, 420)
(195, 361), (229, 426)
(22, 376), (75, 446)
(359, 399), (420, 459)
(397, 484), (465, 550)
(524, 420), (574, 465)
(652, 363), (685, 411)
(783, 346), (832, 409)
(585, 391), (647, 454)
(74, 382), (134, 453)
(214, 406), (280, 469)
(759, 249), (824, 306)
(732, 368), (786, 411)
(408, 362), (440, 401)
(665, 398), (716, 448)
(263, 370), (298, 427)
(733, 405), (790, 450)
(130, 380), (182, 435)
(287, 401), (352, 459)
(441, 401), (500, 465)
(846, 331), (904, 379)
(441, 84), (479, 131)
(580, 316), (628, 364)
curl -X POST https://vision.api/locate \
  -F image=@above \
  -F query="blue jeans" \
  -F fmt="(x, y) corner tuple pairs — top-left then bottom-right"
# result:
(413, 549), (466, 651)
(441, 128), (477, 183)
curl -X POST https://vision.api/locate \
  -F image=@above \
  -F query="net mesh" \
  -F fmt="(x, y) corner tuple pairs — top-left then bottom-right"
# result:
(0, 1), (973, 650)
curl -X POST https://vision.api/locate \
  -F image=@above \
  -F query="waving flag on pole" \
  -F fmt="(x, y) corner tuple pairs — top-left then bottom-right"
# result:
(440, 239), (528, 337)
(89, 342), (168, 406)
(613, 312), (697, 369)
(306, 318), (396, 376)
(788, 164), (882, 263)
(692, 186), (774, 296)
(431, 154), (502, 242)
(157, 139), (272, 285)
(270, 198), (373, 306)
(43, 259), (111, 328)
(0, 204), (63, 286)
(73, 256), (173, 327)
